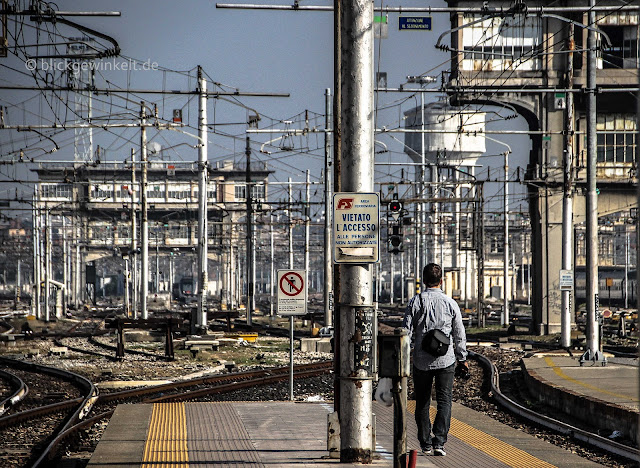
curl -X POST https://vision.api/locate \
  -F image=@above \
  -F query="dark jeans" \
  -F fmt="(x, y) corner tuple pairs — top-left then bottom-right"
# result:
(413, 363), (455, 449)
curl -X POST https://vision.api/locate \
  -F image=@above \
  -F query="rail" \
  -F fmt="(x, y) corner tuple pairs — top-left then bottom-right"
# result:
(0, 356), (98, 468)
(0, 369), (28, 416)
(470, 350), (640, 463)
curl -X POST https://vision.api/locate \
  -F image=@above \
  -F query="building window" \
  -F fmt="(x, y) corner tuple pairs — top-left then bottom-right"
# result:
(461, 15), (542, 71)
(169, 224), (190, 239)
(90, 225), (113, 244)
(596, 113), (636, 163)
(490, 235), (503, 254)
(235, 183), (265, 201)
(207, 223), (222, 240)
(598, 12), (639, 69)
(116, 186), (137, 199)
(168, 190), (191, 200)
(191, 185), (216, 202)
(235, 184), (246, 200)
(147, 186), (165, 199)
(91, 187), (113, 200)
(42, 184), (72, 199)
(117, 225), (131, 240)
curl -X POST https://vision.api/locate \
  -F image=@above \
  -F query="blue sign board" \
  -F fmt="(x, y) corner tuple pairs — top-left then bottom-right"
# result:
(399, 16), (432, 30)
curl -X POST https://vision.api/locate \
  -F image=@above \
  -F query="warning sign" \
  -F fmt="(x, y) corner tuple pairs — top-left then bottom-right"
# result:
(559, 269), (573, 291)
(277, 270), (307, 316)
(333, 192), (380, 264)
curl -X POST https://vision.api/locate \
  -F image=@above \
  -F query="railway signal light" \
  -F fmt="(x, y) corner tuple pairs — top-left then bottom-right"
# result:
(389, 224), (403, 254)
(388, 199), (403, 221)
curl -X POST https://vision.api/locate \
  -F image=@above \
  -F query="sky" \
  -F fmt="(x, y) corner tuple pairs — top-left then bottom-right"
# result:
(0, 0), (531, 217)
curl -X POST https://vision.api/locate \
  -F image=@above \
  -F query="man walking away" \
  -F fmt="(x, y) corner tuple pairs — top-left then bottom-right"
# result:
(402, 263), (468, 456)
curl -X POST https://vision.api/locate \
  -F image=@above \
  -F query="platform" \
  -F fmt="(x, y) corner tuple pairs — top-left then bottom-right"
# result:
(522, 353), (639, 442)
(88, 399), (602, 467)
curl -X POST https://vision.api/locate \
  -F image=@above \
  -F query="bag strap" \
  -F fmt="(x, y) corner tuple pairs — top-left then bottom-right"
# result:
(418, 292), (428, 328)
(420, 291), (450, 337)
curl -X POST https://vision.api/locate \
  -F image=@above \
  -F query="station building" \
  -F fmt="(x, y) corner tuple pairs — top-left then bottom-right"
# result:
(435, 0), (638, 332)
(32, 159), (271, 316)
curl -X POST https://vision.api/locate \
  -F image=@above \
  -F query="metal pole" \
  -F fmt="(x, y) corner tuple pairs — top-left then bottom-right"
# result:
(33, 195), (40, 319)
(75, 218), (81, 309)
(636, 65), (640, 392)
(400, 250), (405, 304)
(327, 5), (343, 453)
(16, 259), (21, 304)
(324, 88), (333, 327)
(169, 253), (174, 302)
(390, 251), (394, 305)
(44, 206), (50, 322)
(288, 178), (293, 269)
(624, 226), (629, 309)
(521, 232), (525, 307)
(289, 314), (294, 400)
(375, 262), (381, 304)
(453, 170), (460, 292)
(236, 251), (241, 308)
(229, 243), (234, 309)
(245, 136), (255, 325)
(581, 0), (603, 364)
(392, 376), (408, 468)
(419, 90), (425, 274)
(131, 149), (138, 319)
(225, 222), (231, 309)
(339, 0), (374, 461)
(414, 193), (420, 288)
(155, 234), (159, 293)
(527, 250), (531, 306)
(477, 183), (485, 327)
(561, 25), (575, 348)
(124, 258), (130, 317)
(503, 150), (509, 327)
(465, 228), (469, 310)
(197, 67), (209, 329)
(432, 164), (439, 268)
(62, 216), (68, 308)
(288, 177), (294, 401)
(140, 102), (149, 319)
(270, 213), (275, 317)
(305, 169), (311, 327)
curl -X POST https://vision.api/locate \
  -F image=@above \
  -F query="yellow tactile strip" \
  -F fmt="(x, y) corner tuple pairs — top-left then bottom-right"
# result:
(544, 356), (639, 402)
(142, 402), (189, 468)
(407, 400), (556, 468)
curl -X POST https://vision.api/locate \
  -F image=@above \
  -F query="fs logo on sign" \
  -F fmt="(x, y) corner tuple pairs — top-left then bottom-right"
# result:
(336, 198), (354, 210)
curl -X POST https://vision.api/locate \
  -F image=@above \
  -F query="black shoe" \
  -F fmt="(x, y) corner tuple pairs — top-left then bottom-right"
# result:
(434, 446), (446, 456)
(421, 446), (433, 455)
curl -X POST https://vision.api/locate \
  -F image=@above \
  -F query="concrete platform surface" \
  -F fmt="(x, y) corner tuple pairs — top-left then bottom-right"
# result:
(88, 399), (603, 468)
(523, 354), (639, 411)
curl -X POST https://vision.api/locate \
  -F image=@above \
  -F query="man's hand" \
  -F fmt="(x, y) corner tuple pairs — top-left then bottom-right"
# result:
(455, 360), (470, 380)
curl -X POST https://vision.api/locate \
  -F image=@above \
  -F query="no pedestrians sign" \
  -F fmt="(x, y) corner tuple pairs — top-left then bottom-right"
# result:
(277, 270), (307, 316)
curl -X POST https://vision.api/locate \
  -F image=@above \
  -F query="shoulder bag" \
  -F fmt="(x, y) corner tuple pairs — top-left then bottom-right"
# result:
(419, 293), (451, 357)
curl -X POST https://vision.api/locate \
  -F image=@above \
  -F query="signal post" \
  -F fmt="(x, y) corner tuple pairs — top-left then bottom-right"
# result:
(334, 0), (376, 462)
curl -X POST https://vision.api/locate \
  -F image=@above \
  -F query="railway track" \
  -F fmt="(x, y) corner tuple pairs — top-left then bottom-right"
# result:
(1, 312), (635, 468)
(0, 356), (98, 467)
(0, 360), (333, 467)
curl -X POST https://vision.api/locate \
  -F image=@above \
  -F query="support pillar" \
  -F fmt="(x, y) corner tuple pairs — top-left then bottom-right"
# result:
(338, 0), (375, 461)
